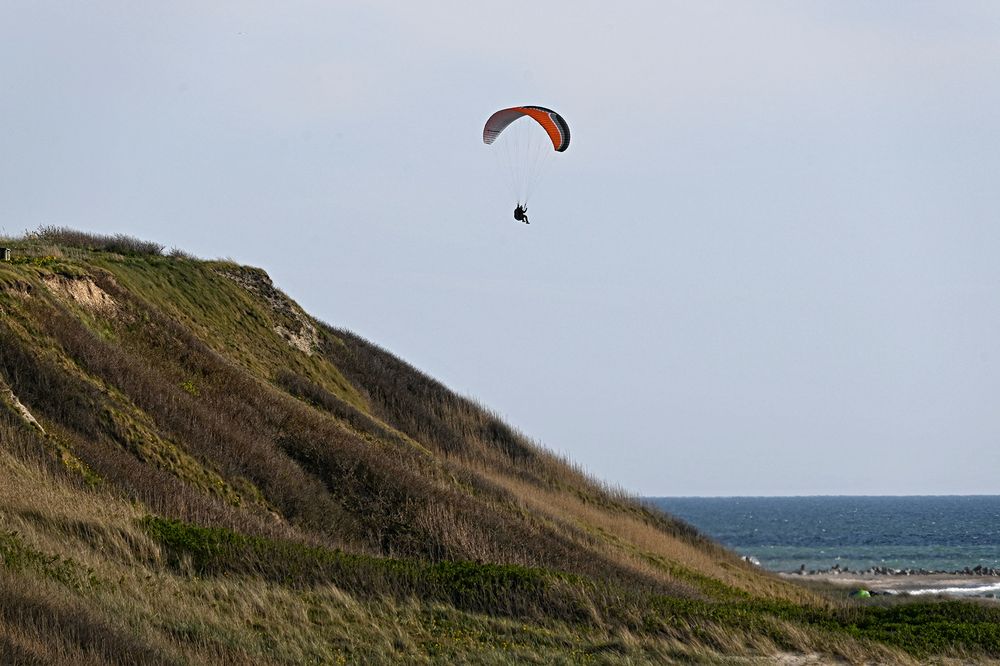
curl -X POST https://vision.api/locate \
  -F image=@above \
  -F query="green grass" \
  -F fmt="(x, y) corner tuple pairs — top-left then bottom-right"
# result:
(88, 254), (366, 410)
(656, 595), (1000, 659)
(845, 601), (1000, 657)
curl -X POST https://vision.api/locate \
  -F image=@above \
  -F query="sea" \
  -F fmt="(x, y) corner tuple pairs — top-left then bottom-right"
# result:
(647, 496), (1000, 575)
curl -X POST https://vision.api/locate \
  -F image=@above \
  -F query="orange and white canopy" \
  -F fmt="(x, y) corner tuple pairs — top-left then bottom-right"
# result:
(483, 106), (570, 152)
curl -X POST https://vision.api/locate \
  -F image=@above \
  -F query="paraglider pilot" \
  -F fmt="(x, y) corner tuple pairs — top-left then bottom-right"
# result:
(513, 203), (529, 224)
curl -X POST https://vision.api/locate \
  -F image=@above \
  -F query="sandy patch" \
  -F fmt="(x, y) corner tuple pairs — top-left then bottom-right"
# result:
(43, 275), (116, 313)
(216, 266), (319, 355)
(274, 322), (319, 355)
(1, 382), (45, 434)
(726, 653), (846, 665)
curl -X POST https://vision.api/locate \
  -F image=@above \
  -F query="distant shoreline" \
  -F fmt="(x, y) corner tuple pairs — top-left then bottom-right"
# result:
(781, 570), (1000, 599)
(648, 496), (1000, 590)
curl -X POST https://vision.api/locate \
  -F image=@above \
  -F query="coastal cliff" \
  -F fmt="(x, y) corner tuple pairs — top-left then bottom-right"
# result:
(0, 228), (997, 664)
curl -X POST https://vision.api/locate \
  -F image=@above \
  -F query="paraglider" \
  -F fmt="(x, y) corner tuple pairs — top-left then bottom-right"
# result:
(483, 106), (569, 224)
(513, 203), (529, 224)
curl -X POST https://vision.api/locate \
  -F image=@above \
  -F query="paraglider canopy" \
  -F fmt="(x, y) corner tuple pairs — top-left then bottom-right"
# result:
(483, 105), (570, 212)
(483, 106), (570, 152)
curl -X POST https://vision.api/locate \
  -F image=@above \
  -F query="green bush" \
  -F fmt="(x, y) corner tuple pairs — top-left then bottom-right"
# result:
(0, 530), (97, 591)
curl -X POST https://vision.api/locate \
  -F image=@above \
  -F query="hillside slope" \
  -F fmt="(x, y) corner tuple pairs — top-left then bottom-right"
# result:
(0, 228), (996, 664)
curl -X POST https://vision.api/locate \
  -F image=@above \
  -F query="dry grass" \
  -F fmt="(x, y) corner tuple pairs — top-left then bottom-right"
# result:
(0, 446), (157, 572)
(0, 457), (822, 665)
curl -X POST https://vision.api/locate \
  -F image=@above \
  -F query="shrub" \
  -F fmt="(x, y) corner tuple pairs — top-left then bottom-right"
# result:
(28, 226), (164, 256)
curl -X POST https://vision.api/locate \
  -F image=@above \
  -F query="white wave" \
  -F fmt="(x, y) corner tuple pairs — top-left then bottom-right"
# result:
(904, 582), (1000, 597)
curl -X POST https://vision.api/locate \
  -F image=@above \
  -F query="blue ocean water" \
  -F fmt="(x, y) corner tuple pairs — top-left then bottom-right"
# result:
(647, 496), (1000, 573)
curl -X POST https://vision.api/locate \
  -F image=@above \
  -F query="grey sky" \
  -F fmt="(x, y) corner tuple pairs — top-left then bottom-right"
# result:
(2, 2), (999, 496)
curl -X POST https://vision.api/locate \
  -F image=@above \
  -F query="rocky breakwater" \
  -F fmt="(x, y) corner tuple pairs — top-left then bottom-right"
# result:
(790, 563), (1000, 577)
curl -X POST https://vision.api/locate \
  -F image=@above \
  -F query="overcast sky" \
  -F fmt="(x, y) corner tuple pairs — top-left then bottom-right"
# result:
(3, 2), (999, 496)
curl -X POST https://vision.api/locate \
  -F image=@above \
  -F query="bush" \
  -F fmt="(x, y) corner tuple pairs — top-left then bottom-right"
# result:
(28, 226), (164, 256)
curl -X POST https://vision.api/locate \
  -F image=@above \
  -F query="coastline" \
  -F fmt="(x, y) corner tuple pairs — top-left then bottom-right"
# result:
(780, 570), (1000, 599)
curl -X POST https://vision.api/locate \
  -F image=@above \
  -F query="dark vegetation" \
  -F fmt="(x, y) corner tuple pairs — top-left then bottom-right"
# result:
(1, 228), (997, 663)
(25, 225), (166, 256)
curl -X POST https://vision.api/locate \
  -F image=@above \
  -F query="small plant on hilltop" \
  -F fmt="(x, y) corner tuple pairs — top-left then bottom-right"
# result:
(168, 247), (196, 260)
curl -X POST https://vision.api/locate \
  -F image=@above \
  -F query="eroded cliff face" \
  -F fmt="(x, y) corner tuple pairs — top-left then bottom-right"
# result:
(215, 265), (319, 355)
(0, 378), (44, 434)
(42, 273), (118, 313)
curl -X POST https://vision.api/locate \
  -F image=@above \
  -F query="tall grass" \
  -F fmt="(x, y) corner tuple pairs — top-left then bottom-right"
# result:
(26, 226), (165, 256)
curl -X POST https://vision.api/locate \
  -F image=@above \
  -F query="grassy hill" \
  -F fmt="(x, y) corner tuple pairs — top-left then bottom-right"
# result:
(1, 227), (998, 664)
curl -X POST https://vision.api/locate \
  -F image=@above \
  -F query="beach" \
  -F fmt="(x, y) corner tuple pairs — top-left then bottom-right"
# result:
(781, 571), (1000, 599)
